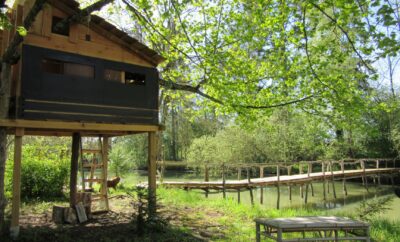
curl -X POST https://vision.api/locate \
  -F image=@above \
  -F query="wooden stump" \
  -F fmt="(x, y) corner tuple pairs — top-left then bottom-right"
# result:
(64, 207), (77, 224)
(52, 206), (65, 224)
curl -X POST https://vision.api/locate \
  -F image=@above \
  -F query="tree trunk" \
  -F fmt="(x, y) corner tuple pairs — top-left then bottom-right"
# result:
(0, 128), (7, 235)
(0, 62), (11, 235)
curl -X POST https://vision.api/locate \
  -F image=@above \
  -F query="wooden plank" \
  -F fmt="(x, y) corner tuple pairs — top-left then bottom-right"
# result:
(75, 202), (88, 223)
(0, 119), (162, 132)
(10, 128), (24, 239)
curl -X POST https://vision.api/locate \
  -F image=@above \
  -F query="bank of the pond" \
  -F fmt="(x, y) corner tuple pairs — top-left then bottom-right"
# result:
(157, 187), (400, 242)
(123, 170), (400, 222)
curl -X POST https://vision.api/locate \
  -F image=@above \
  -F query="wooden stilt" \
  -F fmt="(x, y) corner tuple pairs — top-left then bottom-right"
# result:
(148, 131), (157, 218)
(341, 160), (347, 196)
(205, 164), (209, 198)
(277, 165), (280, 209)
(322, 162), (326, 201)
(70, 132), (80, 208)
(260, 166), (264, 204)
(247, 167), (254, 205)
(288, 166), (292, 201)
(376, 160), (381, 185)
(361, 160), (368, 192)
(299, 164), (303, 198)
(10, 128), (24, 239)
(237, 167), (241, 202)
(327, 163), (330, 194)
(304, 183), (309, 204)
(101, 136), (109, 211)
(237, 189), (240, 204)
(330, 161), (337, 199)
(222, 164), (226, 199)
(310, 183), (314, 196)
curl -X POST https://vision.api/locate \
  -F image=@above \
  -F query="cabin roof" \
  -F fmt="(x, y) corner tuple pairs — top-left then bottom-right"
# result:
(48, 0), (164, 66)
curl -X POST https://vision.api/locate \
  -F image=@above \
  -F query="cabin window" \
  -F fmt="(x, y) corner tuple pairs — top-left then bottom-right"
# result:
(125, 71), (146, 85)
(42, 59), (94, 78)
(51, 16), (70, 36)
(104, 69), (146, 85)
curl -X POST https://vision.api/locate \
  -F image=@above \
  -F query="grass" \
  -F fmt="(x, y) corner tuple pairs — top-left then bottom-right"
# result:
(156, 186), (400, 242)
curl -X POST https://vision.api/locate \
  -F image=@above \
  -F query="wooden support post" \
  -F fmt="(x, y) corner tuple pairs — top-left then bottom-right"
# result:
(237, 167), (241, 202)
(307, 163), (314, 197)
(310, 182), (314, 196)
(148, 131), (157, 218)
(288, 166), (292, 201)
(247, 167), (254, 205)
(10, 128), (23, 238)
(70, 132), (80, 208)
(299, 164), (303, 198)
(376, 160), (381, 185)
(205, 164), (209, 198)
(330, 161), (337, 199)
(327, 163), (330, 194)
(276, 165), (280, 209)
(259, 166), (264, 204)
(322, 161), (326, 201)
(361, 160), (368, 192)
(304, 183), (309, 204)
(101, 136), (109, 211)
(341, 160), (347, 196)
(222, 164), (226, 199)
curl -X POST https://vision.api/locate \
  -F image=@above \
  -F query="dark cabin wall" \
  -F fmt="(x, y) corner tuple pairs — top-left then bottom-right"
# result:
(14, 45), (159, 124)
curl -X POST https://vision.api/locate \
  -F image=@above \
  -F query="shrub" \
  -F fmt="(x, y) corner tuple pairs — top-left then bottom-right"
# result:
(6, 142), (70, 199)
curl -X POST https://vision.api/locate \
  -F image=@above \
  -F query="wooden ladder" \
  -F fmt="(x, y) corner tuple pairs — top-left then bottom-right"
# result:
(80, 137), (109, 212)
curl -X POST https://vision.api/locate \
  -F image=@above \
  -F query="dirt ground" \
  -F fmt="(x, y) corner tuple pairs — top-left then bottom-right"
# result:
(3, 196), (227, 242)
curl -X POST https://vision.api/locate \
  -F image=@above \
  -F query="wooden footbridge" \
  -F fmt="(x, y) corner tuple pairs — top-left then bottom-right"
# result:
(156, 159), (400, 208)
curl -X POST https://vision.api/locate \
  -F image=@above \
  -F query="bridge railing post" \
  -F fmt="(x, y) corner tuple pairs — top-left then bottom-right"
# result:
(341, 160), (347, 196)
(330, 161), (337, 199)
(322, 161), (326, 200)
(276, 165), (280, 209)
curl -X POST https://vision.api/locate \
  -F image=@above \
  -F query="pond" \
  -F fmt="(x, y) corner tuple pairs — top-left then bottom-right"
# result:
(121, 170), (400, 221)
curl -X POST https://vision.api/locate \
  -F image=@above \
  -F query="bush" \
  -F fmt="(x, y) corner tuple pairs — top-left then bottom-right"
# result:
(6, 142), (70, 199)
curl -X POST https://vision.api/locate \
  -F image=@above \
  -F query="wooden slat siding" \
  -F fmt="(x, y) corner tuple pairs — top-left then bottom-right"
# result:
(21, 45), (158, 106)
(21, 111), (157, 125)
(23, 100), (157, 118)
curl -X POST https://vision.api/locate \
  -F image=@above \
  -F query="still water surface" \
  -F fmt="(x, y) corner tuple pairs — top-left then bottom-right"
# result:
(123, 170), (400, 221)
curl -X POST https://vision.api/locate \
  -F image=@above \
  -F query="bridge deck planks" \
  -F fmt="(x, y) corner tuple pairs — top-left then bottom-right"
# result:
(161, 168), (399, 190)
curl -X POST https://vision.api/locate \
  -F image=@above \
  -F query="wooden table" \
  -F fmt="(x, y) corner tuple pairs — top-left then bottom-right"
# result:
(255, 216), (370, 242)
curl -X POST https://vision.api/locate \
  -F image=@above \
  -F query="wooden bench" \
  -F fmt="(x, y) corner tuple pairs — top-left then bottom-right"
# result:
(255, 216), (370, 242)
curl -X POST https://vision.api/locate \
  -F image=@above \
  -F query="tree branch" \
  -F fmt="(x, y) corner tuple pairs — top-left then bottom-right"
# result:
(2, 0), (48, 64)
(53, 0), (114, 32)
(160, 78), (314, 109)
(309, 1), (374, 72)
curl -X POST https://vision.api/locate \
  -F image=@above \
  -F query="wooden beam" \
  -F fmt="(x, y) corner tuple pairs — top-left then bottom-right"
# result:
(147, 131), (157, 218)
(101, 136), (109, 211)
(0, 119), (162, 132)
(10, 128), (23, 239)
(69, 133), (80, 208)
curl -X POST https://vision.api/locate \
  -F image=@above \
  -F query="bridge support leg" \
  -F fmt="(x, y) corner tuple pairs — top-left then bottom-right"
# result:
(276, 185), (280, 209)
(343, 179), (348, 196)
(310, 183), (314, 196)
(304, 183), (309, 204)
(237, 189), (240, 204)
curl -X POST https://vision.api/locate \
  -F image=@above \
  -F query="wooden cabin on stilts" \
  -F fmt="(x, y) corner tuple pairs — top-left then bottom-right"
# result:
(0, 0), (164, 238)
